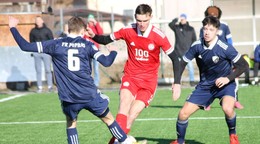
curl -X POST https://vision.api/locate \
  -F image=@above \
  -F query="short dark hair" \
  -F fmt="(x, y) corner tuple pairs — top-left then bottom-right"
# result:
(204, 6), (222, 19)
(202, 16), (220, 29)
(68, 16), (87, 33)
(135, 4), (152, 16)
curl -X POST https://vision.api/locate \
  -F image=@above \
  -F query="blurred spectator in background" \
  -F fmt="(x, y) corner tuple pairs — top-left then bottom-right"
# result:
(169, 13), (197, 86)
(200, 6), (244, 110)
(252, 44), (260, 85)
(29, 16), (54, 93)
(84, 14), (104, 87)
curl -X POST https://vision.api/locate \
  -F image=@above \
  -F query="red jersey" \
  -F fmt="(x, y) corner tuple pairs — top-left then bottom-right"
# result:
(111, 23), (173, 80)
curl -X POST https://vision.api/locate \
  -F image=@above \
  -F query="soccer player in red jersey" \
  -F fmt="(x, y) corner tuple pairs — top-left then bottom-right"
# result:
(86, 4), (181, 143)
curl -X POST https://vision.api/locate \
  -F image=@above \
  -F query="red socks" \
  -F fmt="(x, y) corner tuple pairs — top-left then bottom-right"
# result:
(116, 113), (128, 133)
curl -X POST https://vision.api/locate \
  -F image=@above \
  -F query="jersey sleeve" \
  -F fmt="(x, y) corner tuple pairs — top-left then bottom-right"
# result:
(255, 45), (260, 62)
(225, 45), (241, 63)
(225, 26), (233, 45)
(39, 40), (57, 55)
(154, 28), (173, 55)
(183, 41), (200, 62)
(10, 27), (55, 53)
(110, 27), (125, 41)
(161, 37), (174, 55)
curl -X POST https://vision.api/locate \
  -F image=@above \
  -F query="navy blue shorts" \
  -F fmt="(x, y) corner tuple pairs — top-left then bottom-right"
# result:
(186, 82), (237, 109)
(61, 93), (109, 121)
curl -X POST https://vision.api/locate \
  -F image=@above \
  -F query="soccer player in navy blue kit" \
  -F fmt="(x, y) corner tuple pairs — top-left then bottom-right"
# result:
(9, 16), (135, 144)
(200, 6), (244, 110)
(170, 16), (248, 144)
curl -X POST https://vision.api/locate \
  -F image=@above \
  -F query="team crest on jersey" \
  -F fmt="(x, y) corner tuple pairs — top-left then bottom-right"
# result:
(212, 56), (219, 63)
(148, 43), (155, 50)
(123, 81), (130, 87)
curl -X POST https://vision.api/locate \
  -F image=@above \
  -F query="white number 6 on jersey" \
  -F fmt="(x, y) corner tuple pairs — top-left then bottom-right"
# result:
(68, 49), (80, 71)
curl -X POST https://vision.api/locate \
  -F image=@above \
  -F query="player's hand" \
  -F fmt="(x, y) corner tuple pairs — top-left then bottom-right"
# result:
(172, 83), (181, 101)
(89, 18), (97, 25)
(85, 27), (95, 38)
(215, 77), (230, 88)
(8, 16), (19, 28)
(106, 45), (117, 52)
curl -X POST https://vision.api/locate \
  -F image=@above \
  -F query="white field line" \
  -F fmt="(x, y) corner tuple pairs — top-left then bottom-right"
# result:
(0, 94), (28, 103)
(1, 116), (260, 125)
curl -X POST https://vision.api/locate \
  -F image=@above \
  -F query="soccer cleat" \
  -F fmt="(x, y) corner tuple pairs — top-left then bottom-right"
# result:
(113, 139), (119, 144)
(170, 140), (185, 144)
(119, 135), (136, 144)
(205, 105), (211, 111)
(230, 134), (240, 144)
(234, 101), (244, 109)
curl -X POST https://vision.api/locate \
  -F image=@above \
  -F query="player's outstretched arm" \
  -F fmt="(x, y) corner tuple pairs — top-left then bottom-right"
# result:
(92, 34), (113, 45)
(9, 16), (38, 52)
(172, 83), (181, 101)
(9, 16), (19, 28)
(85, 27), (113, 45)
(168, 51), (187, 101)
(96, 45), (117, 67)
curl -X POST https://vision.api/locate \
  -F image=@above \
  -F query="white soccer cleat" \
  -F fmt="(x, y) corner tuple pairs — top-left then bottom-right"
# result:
(119, 135), (136, 144)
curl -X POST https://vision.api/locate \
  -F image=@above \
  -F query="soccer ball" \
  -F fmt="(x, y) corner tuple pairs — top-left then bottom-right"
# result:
(127, 135), (137, 143)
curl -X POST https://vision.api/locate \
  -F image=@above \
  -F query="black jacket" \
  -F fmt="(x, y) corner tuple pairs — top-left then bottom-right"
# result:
(29, 24), (53, 42)
(169, 18), (197, 57)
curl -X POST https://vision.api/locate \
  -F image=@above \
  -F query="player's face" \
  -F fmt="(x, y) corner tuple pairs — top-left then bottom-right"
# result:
(203, 24), (218, 44)
(135, 14), (152, 32)
(35, 17), (44, 28)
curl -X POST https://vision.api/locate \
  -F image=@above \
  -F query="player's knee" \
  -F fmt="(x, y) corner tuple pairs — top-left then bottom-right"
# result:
(178, 109), (190, 120)
(98, 107), (110, 118)
(66, 119), (77, 128)
(222, 106), (234, 117)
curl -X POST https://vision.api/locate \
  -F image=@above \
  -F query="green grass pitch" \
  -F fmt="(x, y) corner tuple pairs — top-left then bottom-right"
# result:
(0, 86), (259, 144)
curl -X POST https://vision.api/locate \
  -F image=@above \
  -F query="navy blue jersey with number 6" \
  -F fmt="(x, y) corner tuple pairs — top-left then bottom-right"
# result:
(10, 28), (117, 103)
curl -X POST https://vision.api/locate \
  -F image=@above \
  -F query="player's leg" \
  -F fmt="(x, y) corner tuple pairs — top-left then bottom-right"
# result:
(108, 77), (137, 144)
(171, 88), (211, 144)
(219, 83), (240, 144)
(42, 54), (53, 91)
(61, 101), (81, 144)
(33, 53), (43, 92)
(252, 62), (259, 85)
(100, 109), (130, 143)
(127, 89), (152, 131)
(91, 93), (133, 143)
(222, 96), (236, 133)
(171, 102), (200, 144)
(66, 116), (79, 144)
(221, 96), (240, 144)
(116, 76), (137, 133)
(128, 99), (146, 129)
(234, 78), (244, 109)
(117, 88), (135, 133)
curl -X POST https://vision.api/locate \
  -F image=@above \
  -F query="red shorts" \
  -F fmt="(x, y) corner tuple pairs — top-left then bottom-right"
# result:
(120, 75), (157, 106)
